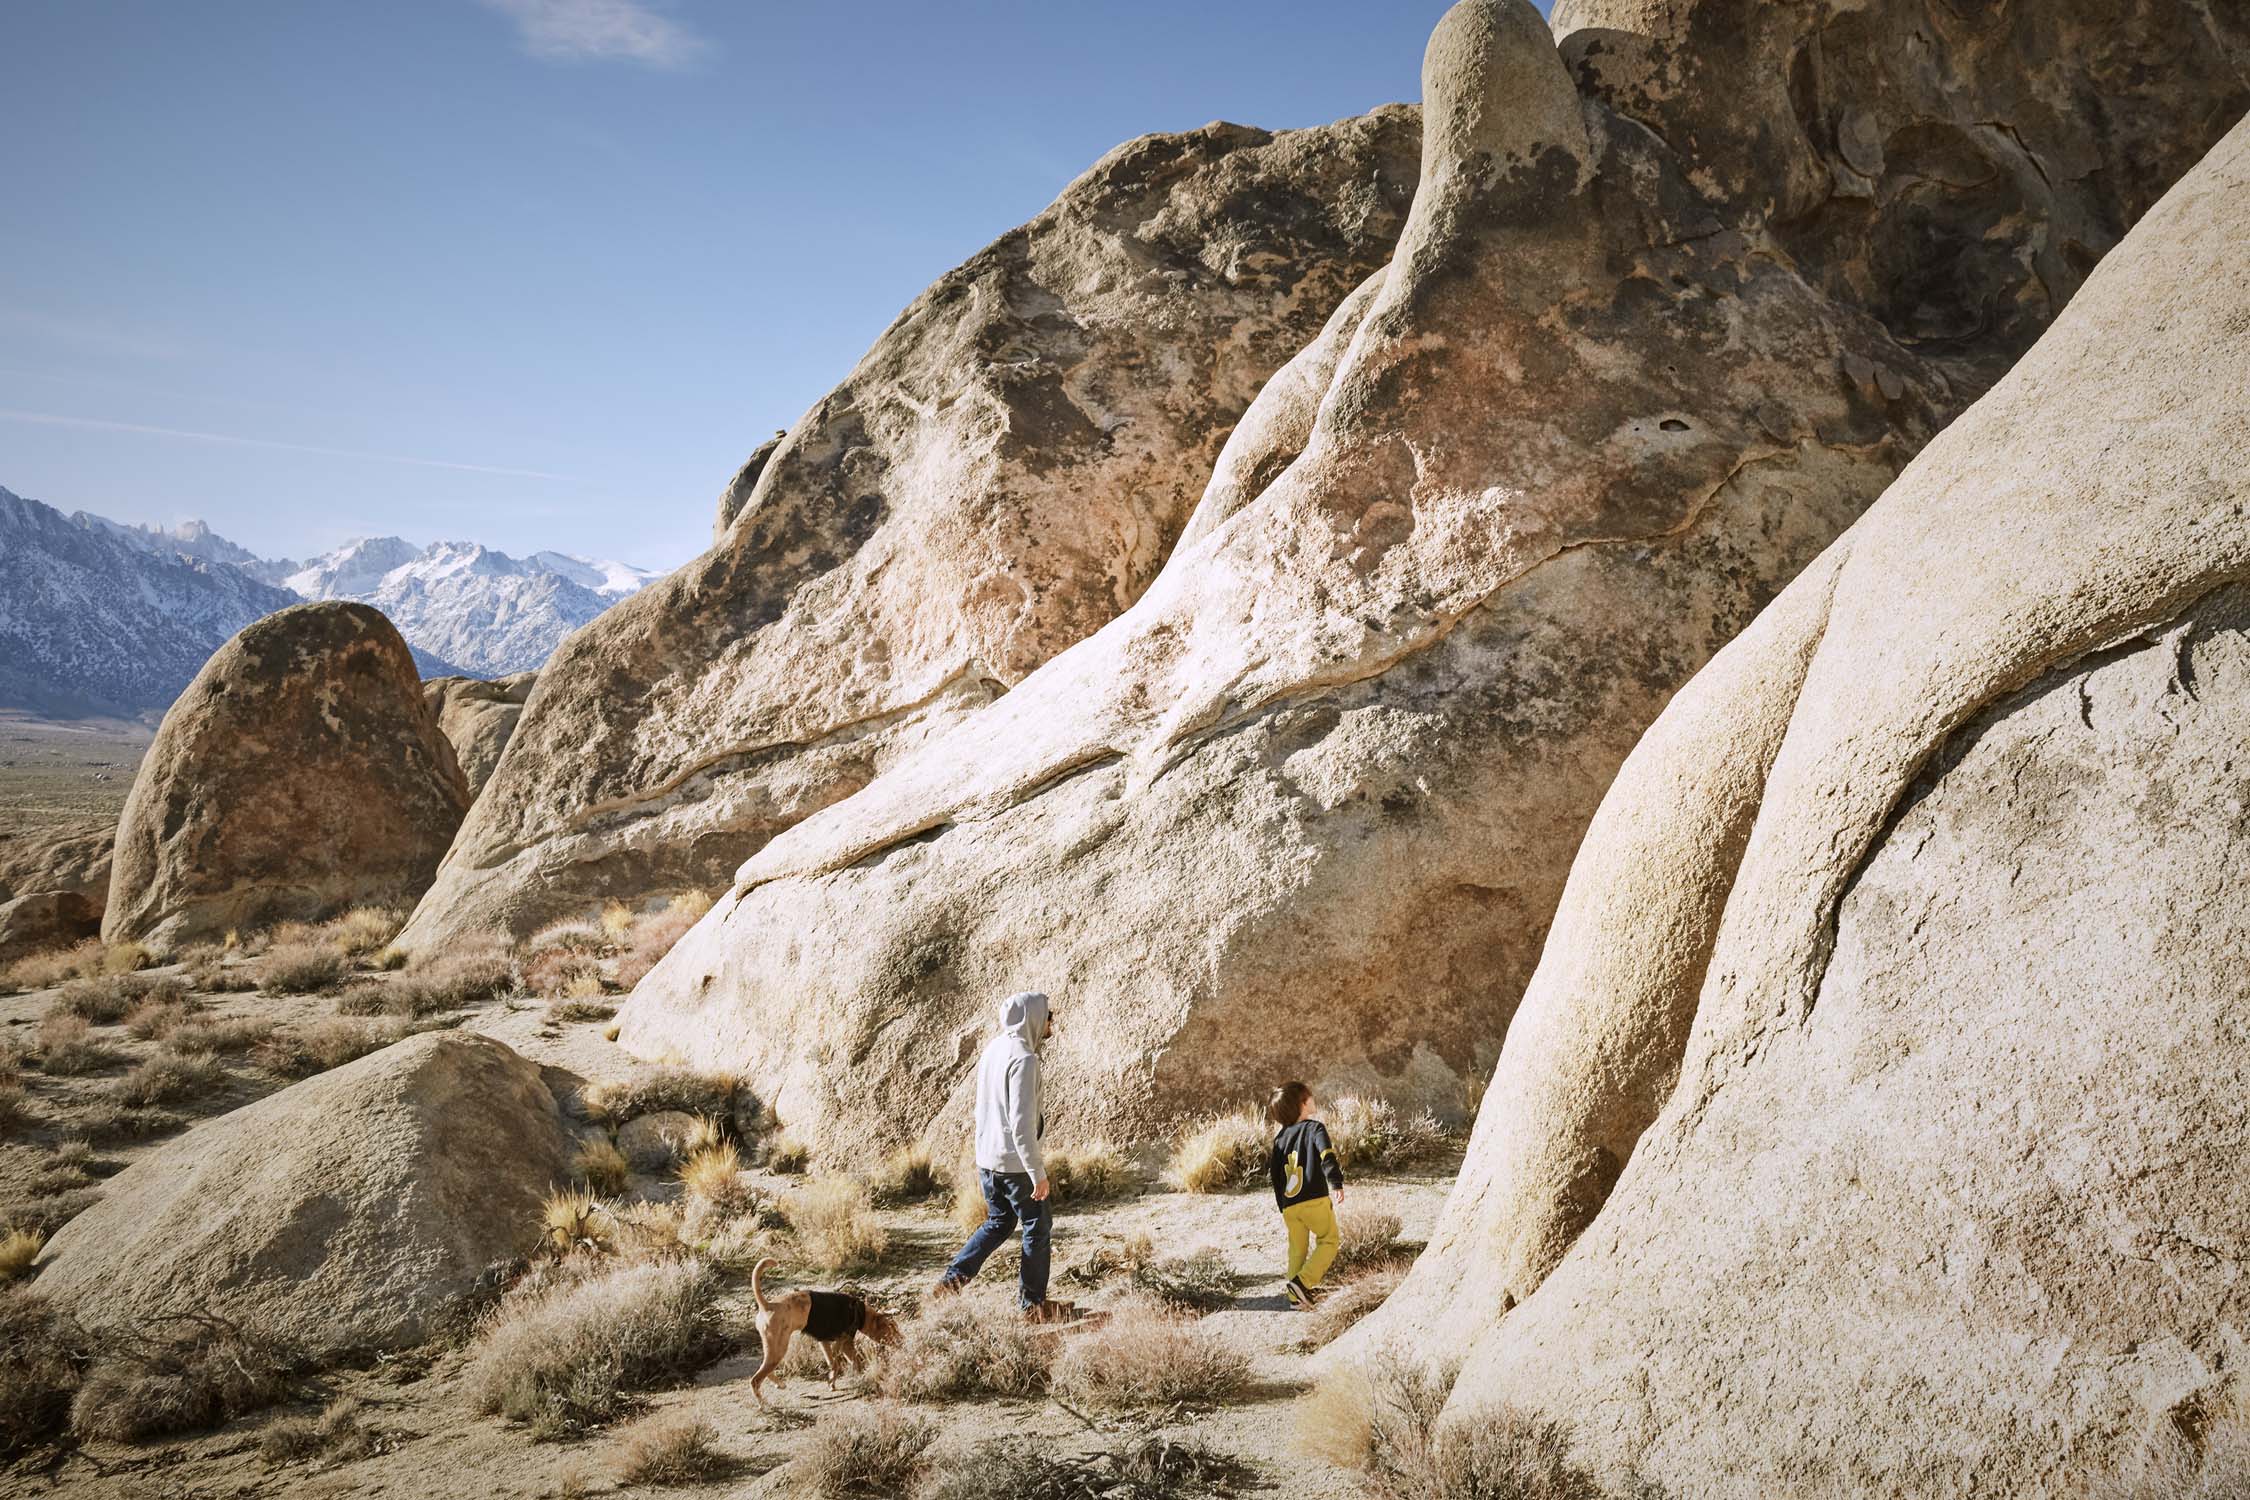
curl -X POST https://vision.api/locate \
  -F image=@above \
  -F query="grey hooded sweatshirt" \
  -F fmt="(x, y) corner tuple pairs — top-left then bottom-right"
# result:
(973, 991), (1048, 1178)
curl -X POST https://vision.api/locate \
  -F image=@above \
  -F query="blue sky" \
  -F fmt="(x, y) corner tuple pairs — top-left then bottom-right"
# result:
(0, 1), (1539, 570)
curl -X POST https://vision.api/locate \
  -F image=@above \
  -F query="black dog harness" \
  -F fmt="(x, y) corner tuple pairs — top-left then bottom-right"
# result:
(801, 1290), (866, 1342)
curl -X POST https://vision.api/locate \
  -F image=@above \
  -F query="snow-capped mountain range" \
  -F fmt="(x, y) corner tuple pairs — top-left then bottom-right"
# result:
(0, 484), (664, 717)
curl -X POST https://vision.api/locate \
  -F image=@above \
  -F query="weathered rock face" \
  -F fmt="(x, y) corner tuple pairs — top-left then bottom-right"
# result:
(1354, 113), (2250, 1497)
(35, 1032), (572, 1355)
(395, 109), (1423, 950)
(104, 602), (471, 950)
(615, 0), (2246, 1159)
(0, 821), (112, 911)
(423, 671), (537, 799)
(0, 891), (101, 965)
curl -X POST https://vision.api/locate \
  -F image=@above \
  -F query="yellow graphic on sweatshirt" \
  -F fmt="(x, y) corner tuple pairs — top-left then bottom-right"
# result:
(1284, 1149), (1303, 1198)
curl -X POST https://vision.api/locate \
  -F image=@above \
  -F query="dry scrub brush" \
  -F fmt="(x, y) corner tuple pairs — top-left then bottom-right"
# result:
(1298, 1264), (1407, 1350)
(580, 1066), (744, 1126)
(783, 1176), (889, 1272)
(790, 1400), (936, 1499)
(70, 1311), (311, 1443)
(0, 1227), (44, 1281)
(1326, 1095), (1456, 1173)
(124, 991), (204, 1041)
(1, 938), (105, 994)
(258, 1395), (380, 1466)
(1049, 1297), (1250, 1412)
(162, 1016), (274, 1056)
(0, 1289), (91, 1453)
(51, 972), (174, 1025)
(878, 1288), (1053, 1402)
(36, 1015), (120, 1076)
(867, 1144), (945, 1207)
(251, 1017), (403, 1079)
(343, 942), (515, 1018)
(1298, 1350), (1608, 1500)
(462, 1254), (728, 1438)
(919, 1433), (1259, 1500)
(258, 940), (348, 995)
(1167, 1109), (1270, 1194)
(1129, 1247), (1238, 1313)
(573, 1137), (632, 1195)
(612, 1410), (729, 1485)
(111, 1052), (227, 1107)
(612, 890), (714, 991)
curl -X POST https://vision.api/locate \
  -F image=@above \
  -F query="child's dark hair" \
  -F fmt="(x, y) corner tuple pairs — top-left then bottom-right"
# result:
(1267, 1080), (1312, 1128)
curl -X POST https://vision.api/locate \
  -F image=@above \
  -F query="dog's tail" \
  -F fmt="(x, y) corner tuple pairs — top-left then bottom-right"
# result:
(750, 1256), (777, 1311)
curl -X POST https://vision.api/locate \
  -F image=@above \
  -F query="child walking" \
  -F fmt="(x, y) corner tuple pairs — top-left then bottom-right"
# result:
(1267, 1080), (1345, 1308)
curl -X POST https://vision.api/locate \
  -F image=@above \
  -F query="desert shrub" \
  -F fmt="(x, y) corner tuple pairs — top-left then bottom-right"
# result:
(2, 938), (105, 993)
(1299, 1265), (1407, 1350)
(462, 1256), (727, 1436)
(1167, 1109), (1269, 1194)
(1047, 1140), (1140, 1201)
(524, 946), (604, 1002)
(679, 1141), (747, 1206)
(573, 1138), (632, 1195)
(73, 1101), (183, 1142)
(1130, 1247), (1237, 1313)
(381, 942), (516, 1015)
(1299, 1350), (1604, 1500)
(1050, 1298), (1249, 1411)
(540, 1190), (615, 1255)
(877, 1289), (1052, 1402)
(766, 1133), (810, 1173)
(867, 1144), (943, 1207)
(791, 1400), (935, 1499)
(70, 1312), (310, 1443)
(546, 998), (614, 1024)
(112, 1052), (227, 1107)
(1339, 1206), (1407, 1263)
(0, 1228), (43, 1281)
(328, 907), (405, 958)
(252, 1017), (397, 1079)
(123, 992), (203, 1041)
(0, 1082), (28, 1136)
(368, 944), (409, 971)
(580, 1067), (741, 1125)
(51, 973), (146, 1024)
(599, 901), (637, 940)
(258, 1395), (378, 1465)
(180, 947), (260, 993)
(5, 1188), (98, 1238)
(37, 1015), (120, 1076)
(100, 942), (154, 976)
(258, 940), (346, 996)
(1326, 1096), (1454, 1174)
(783, 1177), (889, 1272)
(613, 890), (713, 990)
(162, 1016), (275, 1056)
(22, 1141), (95, 1197)
(0, 1289), (90, 1452)
(613, 1411), (728, 1485)
(919, 1433), (1257, 1500)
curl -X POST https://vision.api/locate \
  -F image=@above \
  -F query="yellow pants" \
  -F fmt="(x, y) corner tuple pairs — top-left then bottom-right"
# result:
(1283, 1197), (1340, 1288)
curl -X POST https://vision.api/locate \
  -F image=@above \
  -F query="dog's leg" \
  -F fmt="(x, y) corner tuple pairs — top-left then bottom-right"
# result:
(752, 1325), (795, 1405)
(841, 1331), (867, 1376)
(821, 1338), (846, 1389)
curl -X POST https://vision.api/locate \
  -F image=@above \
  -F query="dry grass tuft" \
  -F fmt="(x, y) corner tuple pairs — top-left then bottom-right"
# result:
(1048, 1140), (1140, 1201)
(1, 1289), (89, 1452)
(343, 942), (515, 1018)
(1050, 1297), (1249, 1411)
(2, 939), (105, 994)
(579, 1067), (741, 1125)
(0, 1228), (44, 1281)
(258, 940), (348, 996)
(1338, 1204), (1408, 1265)
(878, 1288), (1052, 1402)
(1298, 1266), (1406, 1350)
(258, 1394), (379, 1465)
(522, 936), (605, 1001)
(36, 1015), (121, 1076)
(463, 1255), (727, 1436)
(73, 1101), (183, 1143)
(573, 1138), (632, 1195)
(783, 1176), (889, 1272)
(70, 1312), (309, 1442)
(0, 1082), (30, 1137)
(50, 973), (150, 1024)
(100, 942), (154, 976)
(162, 1016), (275, 1056)
(867, 1144), (944, 1207)
(251, 1017), (400, 1079)
(124, 992), (203, 1041)
(612, 890), (713, 990)
(678, 1141), (747, 1206)
(1326, 1096), (1455, 1174)
(599, 900), (637, 939)
(919, 1433), (1259, 1500)
(765, 1133), (810, 1174)
(1130, 1247), (1237, 1313)
(546, 998), (615, 1024)
(181, 946), (261, 993)
(612, 1410), (728, 1486)
(329, 907), (405, 958)
(1167, 1109), (1269, 1194)
(111, 1052), (227, 1107)
(540, 1190), (614, 1255)
(1298, 1350), (1604, 1499)
(791, 1400), (936, 1499)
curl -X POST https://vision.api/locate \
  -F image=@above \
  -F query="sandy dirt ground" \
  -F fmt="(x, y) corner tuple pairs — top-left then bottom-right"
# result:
(0, 715), (149, 838)
(2, 956), (1447, 1500)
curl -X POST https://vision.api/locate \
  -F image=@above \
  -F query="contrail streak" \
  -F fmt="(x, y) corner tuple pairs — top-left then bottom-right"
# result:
(0, 407), (573, 482)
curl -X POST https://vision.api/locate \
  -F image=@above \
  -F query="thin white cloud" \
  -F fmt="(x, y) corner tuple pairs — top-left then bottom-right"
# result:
(0, 407), (573, 482)
(479, 0), (706, 68)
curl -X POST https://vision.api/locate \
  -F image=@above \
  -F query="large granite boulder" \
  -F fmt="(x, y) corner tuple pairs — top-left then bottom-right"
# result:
(613, 0), (2247, 1158)
(394, 107), (1423, 950)
(34, 1032), (572, 1355)
(423, 671), (537, 799)
(103, 602), (471, 950)
(0, 820), (113, 959)
(1352, 110), (2250, 1497)
(0, 891), (101, 966)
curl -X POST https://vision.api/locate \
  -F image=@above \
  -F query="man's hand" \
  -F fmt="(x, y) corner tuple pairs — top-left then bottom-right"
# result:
(1031, 1174), (1051, 1202)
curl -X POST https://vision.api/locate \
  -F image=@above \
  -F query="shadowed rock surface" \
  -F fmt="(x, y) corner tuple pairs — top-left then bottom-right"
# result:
(397, 108), (1423, 950)
(34, 1031), (573, 1356)
(1351, 111), (2250, 1498)
(423, 671), (538, 800)
(616, 0), (2247, 1159)
(103, 601), (471, 951)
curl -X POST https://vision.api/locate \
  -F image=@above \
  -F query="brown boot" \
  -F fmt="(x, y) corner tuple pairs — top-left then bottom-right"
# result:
(929, 1277), (964, 1301)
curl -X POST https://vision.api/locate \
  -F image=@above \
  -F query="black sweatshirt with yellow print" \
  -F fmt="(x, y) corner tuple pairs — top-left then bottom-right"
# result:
(1269, 1119), (1345, 1210)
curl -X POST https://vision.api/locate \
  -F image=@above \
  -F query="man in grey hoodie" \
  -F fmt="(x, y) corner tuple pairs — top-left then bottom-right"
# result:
(934, 990), (1059, 1317)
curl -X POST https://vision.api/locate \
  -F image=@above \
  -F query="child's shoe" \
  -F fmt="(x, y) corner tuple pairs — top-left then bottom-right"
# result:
(1285, 1277), (1320, 1309)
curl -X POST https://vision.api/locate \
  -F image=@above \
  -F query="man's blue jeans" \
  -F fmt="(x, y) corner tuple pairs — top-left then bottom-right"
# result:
(941, 1168), (1050, 1308)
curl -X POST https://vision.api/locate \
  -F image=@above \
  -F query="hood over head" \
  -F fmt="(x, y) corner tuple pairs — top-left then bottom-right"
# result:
(997, 990), (1050, 1049)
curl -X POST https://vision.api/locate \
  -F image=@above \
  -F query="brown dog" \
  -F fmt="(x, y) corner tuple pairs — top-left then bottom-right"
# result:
(748, 1257), (901, 1404)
